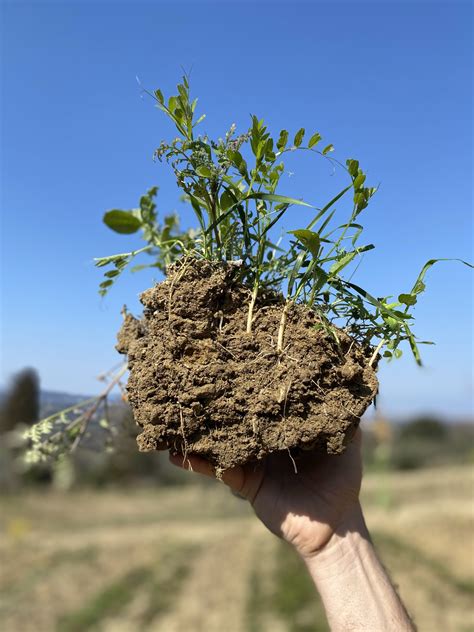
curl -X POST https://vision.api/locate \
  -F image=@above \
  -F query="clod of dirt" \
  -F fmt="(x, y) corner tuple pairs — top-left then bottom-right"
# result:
(117, 259), (378, 471)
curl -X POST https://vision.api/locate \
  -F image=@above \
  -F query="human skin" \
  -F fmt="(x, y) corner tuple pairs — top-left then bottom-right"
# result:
(169, 429), (415, 631)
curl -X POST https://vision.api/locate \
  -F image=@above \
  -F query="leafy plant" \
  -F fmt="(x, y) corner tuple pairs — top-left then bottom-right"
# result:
(21, 365), (126, 465)
(95, 186), (196, 296)
(96, 76), (472, 363)
(23, 76), (472, 464)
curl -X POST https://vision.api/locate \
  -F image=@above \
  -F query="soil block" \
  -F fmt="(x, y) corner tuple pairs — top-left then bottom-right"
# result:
(117, 259), (379, 471)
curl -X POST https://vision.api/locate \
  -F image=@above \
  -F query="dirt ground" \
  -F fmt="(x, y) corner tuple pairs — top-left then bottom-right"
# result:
(1, 465), (473, 632)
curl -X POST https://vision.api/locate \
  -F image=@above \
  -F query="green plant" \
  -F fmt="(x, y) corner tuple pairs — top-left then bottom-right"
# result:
(96, 76), (472, 363)
(21, 365), (126, 465)
(23, 76), (472, 464)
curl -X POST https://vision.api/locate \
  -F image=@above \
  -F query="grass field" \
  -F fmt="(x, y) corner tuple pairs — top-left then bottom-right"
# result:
(1, 465), (473, 631)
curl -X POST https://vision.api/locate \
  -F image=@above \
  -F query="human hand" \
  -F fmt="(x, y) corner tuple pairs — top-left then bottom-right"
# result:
(169, 428), (363, 559)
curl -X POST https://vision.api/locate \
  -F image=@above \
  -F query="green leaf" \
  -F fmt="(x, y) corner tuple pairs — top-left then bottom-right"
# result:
(353, 173), (366, 189)
(385, 316), (399, 331)
(306, 185), (353, 230)
(246, 192), (313, 208)
(405, 325), (422, 365)
(308, 132), (321, 148)
(293, 128), (305, 147)
(196, 165), (212, 178)
(398, 293), (417, 306)
(409, 258), (473, 297)
(288, 229), (321, 259)
(329, 245), (375, 276)
(412, 280), (426, 294)
(277, 130), (288, 151)
(177, 83), (188, 101)
(229, 150), (248, 177)
(94, 246), (151, 268)
(220, 189), (236, 211)
(130, 264), (150, 273)
(346, 159), (359, 177)
(168, 96), (177, 112)
(103, 210), (142, 234)
(322, 144), (334, 155)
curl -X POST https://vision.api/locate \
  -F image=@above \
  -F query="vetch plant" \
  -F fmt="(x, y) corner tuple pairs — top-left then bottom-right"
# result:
(24, 77), (472, 469)
(96, 76), (470, 364)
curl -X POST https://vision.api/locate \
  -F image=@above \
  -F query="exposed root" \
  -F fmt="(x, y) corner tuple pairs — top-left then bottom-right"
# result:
(287, 448), (298, 474)
(179, 404), (192, 471)
(277, 301), (291, 353)
(216, 310), (224, 332)
(246, 285), (259, 334)
(214, 340), (237, 359)
(168, 258), (192, 325)
(280, 380), (297, 473)
(369, 339), (385, 367)
(345, 340), (355, 357)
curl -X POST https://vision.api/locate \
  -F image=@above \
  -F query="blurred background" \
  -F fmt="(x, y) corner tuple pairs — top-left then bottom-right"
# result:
(1, 1), (473, 631)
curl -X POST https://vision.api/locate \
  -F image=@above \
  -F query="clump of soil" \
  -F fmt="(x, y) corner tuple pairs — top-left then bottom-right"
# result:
(117, 259), (378, 471)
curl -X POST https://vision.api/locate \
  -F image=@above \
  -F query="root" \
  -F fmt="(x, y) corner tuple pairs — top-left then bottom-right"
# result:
(216, 310), (224, 332)
(369, 339), (385, 367)
(277, 301), (291, 354)
(168, 258), (192, 325)
(287, 448), (298, 474)
(279, 380), (297, 472)
(214, 340), (237, 359)
(178, 405), (192, 471)
(246, 285), (259, 334)
(311, 378), (359, 417)
(345, 340), (355, 357)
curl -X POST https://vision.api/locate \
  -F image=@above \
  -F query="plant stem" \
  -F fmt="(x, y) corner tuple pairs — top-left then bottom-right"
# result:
(69, 364), (128, 452)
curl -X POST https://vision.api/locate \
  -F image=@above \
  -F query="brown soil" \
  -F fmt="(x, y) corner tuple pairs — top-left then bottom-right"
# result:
(117, 259), (378, 471)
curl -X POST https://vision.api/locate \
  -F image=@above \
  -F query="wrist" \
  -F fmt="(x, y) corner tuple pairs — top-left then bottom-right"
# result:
(298, 502), (369, 570)
(301, 503), (415, 631)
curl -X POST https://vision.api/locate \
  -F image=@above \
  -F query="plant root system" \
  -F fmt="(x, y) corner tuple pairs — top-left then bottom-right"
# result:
(117, 259), (378, 470)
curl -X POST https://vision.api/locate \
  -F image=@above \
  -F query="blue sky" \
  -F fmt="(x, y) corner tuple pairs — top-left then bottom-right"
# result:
(1, 1), (472, 418)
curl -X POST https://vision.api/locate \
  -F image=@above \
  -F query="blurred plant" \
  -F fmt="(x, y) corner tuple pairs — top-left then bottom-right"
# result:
(21, 365), (126, 466)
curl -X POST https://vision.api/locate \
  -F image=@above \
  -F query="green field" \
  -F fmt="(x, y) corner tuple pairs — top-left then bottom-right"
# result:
(1, 465), (473, 631)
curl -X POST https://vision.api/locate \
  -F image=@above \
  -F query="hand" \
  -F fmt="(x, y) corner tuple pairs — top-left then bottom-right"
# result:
(169, 428), (363, 559)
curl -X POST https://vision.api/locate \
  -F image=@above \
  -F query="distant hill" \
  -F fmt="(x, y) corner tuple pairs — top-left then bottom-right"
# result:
(39, 389), (125, 418)
(39, 390), (93, 418)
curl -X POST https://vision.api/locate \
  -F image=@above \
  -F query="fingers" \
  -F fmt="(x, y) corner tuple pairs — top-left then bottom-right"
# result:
(169, 452), (215, 476)
(352, 427), (362, 445)
(168, 452), (246, 493)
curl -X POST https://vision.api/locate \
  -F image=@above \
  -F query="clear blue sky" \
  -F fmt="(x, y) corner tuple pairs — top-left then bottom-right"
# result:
(1, 1), (472, 418)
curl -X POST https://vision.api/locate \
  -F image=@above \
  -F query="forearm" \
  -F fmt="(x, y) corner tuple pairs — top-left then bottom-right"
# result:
(303, 504), (415, 631)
